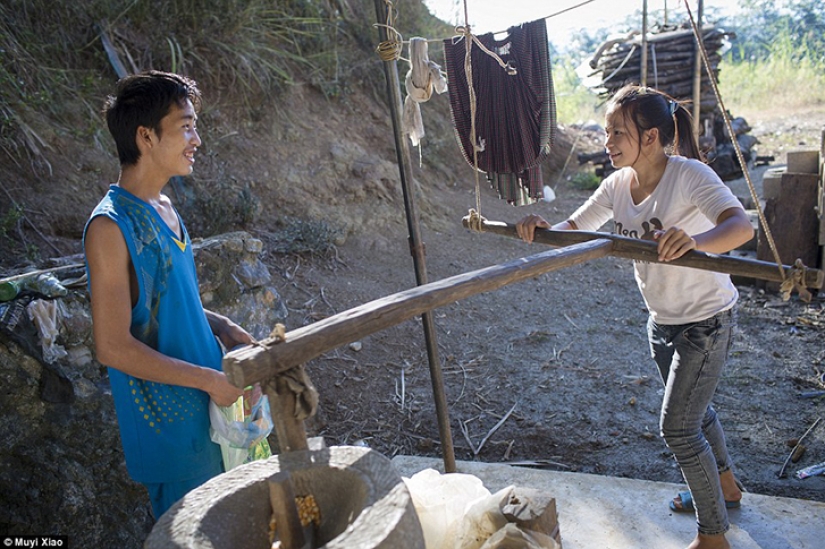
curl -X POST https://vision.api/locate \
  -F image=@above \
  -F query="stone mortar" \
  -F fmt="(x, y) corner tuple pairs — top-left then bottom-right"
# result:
(144, 445), (424, 549)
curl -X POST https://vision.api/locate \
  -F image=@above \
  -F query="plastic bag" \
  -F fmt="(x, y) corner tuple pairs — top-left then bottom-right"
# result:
(209, 384), (273, 470)
(27, 299), (67, 364)
(458, 486), (560, 549)
(477, 523), (559, 549)
(403, 469), (491, 549)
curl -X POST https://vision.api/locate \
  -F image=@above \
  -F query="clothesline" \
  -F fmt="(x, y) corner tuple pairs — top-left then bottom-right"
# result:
(398, 0), (598, 44)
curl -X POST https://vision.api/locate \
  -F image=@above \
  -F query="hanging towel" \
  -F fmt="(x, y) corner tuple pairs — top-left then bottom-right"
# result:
(443, 20), (556, 205)
(402, 37), (448, 147)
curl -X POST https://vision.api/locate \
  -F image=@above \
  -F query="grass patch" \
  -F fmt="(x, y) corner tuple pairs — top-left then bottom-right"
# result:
(718, 36), (825, 117)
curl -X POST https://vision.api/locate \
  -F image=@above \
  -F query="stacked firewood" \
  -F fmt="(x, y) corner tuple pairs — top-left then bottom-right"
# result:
(587, 24), (727, 112)
(583, 23), (759, 180)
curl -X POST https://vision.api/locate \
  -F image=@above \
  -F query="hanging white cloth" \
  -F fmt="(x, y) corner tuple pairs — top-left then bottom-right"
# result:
(402, 37), (447, 147)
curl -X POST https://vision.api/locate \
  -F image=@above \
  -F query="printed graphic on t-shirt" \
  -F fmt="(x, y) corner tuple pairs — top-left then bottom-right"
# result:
(614, 217), (663, 241)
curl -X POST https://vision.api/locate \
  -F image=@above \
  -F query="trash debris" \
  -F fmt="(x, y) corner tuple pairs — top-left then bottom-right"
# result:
(27, 299), (68, 364)
(795, 461), (825, 480)
(0, 272), (68, 301)
(24, 274), (68, 298)
(0, 280), (20, 302)
(778, 418), (822, 478)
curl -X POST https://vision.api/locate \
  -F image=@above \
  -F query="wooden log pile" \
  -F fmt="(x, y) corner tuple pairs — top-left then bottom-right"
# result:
(587, 24), (725, 110)
(583, 23), (759, 180)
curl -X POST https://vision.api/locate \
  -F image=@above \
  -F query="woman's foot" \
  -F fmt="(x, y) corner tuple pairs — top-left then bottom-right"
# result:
(687, 532), (730, 549)
(672, 471), (743, 511)
(719, 470), (742, 504)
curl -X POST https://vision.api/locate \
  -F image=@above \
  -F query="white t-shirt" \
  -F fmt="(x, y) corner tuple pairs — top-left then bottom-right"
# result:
(569, 155), (744, 324)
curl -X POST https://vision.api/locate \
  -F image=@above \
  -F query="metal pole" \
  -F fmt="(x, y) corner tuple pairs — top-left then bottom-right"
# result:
(692, 0), (704, 138)
(372, 0), (456, 472)
(640, 0), (649, 86)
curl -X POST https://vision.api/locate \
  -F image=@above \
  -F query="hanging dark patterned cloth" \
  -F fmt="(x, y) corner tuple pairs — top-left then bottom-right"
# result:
(443, 19), (556, 206)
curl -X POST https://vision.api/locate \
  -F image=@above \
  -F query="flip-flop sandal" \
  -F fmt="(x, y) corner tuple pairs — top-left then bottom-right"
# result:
(669, 490), (742, 513)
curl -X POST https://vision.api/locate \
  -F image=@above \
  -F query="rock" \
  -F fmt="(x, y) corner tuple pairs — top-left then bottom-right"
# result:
(0, 231), (288, 547)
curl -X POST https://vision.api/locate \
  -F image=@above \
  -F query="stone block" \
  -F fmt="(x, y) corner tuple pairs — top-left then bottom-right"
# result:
(787, 150), (820, 175)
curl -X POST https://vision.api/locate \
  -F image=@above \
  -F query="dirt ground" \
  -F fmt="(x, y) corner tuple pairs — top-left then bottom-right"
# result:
(261, 111), (825, 506)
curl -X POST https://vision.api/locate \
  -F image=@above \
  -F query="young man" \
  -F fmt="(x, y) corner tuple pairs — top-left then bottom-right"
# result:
(84, 71), (253, 519)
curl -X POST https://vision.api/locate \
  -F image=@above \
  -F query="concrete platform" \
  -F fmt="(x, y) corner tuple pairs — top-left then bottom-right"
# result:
(392, 456), (825, 549)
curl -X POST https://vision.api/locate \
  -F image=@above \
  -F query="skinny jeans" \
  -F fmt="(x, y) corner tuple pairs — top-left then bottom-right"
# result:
(647, 308), (736, 536)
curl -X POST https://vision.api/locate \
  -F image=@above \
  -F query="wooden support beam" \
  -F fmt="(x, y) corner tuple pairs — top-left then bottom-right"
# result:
(464, 218), (824, 289)
(268, 472), (306, 549)
(265, 376), (310, 454)
(223, 240), (612, 387)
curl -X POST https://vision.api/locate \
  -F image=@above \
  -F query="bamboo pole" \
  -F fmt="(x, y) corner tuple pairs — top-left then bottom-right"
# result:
(223, 240), (613, 387)
(640, 0), (648, 87)
(463, 218), (824, 289)
(692, 0), (704, 134)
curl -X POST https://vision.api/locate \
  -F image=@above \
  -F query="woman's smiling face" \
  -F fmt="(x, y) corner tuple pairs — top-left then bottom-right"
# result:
(604, 107), (641, 169)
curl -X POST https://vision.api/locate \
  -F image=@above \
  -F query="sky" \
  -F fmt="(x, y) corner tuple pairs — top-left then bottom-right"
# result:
(423, 0), (746, 48)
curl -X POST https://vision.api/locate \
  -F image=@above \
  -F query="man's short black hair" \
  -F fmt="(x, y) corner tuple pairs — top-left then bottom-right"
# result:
(103, 70), (202, 167)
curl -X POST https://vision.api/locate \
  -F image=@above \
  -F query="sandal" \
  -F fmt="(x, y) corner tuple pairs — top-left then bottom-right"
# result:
(669, 490), (741, 513)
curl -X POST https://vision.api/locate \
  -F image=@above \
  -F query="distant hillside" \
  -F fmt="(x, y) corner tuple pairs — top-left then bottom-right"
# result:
(0, 0), (571, 272)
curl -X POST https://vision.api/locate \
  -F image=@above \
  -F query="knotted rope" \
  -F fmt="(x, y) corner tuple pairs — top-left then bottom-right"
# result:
(375, 0), (402, 62)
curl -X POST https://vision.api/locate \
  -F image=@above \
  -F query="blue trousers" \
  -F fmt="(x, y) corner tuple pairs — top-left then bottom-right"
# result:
(648, 308), (736, 536)
(144, 463), (222, 520)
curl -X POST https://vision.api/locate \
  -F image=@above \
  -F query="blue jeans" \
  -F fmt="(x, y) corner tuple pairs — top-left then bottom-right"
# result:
(648, 308), (736, 536)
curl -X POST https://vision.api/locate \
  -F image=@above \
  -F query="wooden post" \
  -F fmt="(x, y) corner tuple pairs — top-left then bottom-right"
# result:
(692, 0), (704, 138)
(640, 0), (648, 87)
(265, 375), (309, 453)
(372, 0), (456, 473)
(268, 472), (307, 549)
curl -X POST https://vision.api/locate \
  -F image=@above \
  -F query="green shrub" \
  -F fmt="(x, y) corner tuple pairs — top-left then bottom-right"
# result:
(568, 170), (601, 190)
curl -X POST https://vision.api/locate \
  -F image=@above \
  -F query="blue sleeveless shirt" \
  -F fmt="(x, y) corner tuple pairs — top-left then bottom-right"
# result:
(84, 185), (223, 483)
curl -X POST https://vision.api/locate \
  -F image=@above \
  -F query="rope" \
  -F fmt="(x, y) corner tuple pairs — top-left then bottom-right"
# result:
(375, 1), (402, 62)
(460, 0), (484, 221)
(487, 0), (597, 37)
(401, 0), (597, 44)
(452, 26), (517, 75)
(682, 1), (791, 286)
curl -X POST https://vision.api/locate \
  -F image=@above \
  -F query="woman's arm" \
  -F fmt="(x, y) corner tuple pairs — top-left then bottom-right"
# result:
(654, 207), (754, 262)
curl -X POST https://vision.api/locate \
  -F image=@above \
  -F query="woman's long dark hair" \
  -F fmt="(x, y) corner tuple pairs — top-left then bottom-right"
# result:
(607, 84), (703, 161)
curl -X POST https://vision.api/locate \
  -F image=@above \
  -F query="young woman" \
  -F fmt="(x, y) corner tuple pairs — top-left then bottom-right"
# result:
(517, 84), (753, 549)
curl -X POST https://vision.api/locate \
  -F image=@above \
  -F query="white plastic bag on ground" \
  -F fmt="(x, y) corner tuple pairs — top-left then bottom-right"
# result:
(458, 485), (560, 549)
(403, 469), (491, 549)
(477, 523), (559, 549)
(457, 486), (515, 549)
(27, 299), (67, 364)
